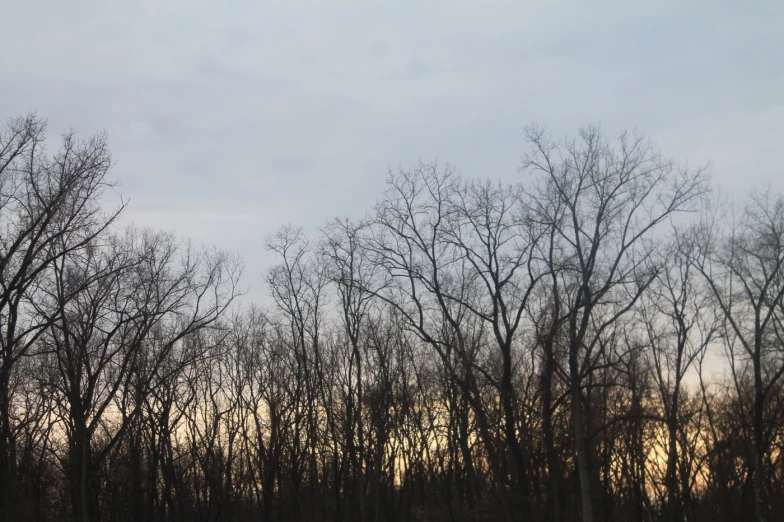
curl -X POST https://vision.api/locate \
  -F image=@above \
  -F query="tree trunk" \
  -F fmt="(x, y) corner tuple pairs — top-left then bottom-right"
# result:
(753, 351), (768, 522)
(570, 352), (593, 522)
(70, 419), (94, 522)
(542, 345), (561, 522)
(0, 365), (14, 522)
(500, 343), (531, 520)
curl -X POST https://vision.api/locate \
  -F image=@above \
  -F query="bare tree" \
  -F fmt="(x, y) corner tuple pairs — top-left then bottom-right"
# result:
(440, 177), (548, 519)
(691, 191), (784, 522)
(266, 225), (329, 521)
(639, 232), (718, 521)
(0, 114), (123, 520)
(360, 164), (517, 520)
(41, 228), (240, 522)
(523, 125), (709, 522)
(6, 112), (784, 522)
(321, 217), (379, 522)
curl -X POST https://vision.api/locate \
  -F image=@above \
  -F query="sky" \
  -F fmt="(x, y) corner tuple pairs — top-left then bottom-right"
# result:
(1, 1), (782, 305)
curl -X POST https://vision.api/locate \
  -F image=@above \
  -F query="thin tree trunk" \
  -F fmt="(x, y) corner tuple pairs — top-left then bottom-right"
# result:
(570, 353), (593, 522)
(0, 365), (12, 522)
(753, 351), (768, 522)
(542, 346), (561, 522)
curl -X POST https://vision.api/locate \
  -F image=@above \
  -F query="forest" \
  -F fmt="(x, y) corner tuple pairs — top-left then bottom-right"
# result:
(1, 113), (783, 522)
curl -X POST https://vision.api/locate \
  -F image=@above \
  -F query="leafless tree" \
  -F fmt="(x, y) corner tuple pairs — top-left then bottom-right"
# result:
(639, 232), (718, 521)
(0, 114), (123, 520)
(40, 228), (240, 522)
(5, 112), (784, 522)
(523, 125), (709, 522)
(691, 190), (784, 522)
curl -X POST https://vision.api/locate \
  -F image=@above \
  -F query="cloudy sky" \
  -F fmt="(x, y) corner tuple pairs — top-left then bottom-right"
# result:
(2, 1), (782, 302)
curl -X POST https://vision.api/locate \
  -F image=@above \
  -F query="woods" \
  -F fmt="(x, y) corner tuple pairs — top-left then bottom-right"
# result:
(2, 114), (783, 522)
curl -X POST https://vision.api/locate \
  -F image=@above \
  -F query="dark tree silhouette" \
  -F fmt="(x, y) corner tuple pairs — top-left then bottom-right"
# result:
(2, 113), (783, 522)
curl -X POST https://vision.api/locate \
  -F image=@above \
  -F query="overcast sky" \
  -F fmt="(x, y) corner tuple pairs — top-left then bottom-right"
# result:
(2, 1), (782, 302)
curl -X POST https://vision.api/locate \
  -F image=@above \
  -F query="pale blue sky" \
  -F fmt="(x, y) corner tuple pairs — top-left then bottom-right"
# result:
(2, 1), (782, 302)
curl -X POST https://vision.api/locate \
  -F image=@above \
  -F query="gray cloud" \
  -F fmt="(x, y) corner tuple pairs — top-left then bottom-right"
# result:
(2, 0), (782, 303)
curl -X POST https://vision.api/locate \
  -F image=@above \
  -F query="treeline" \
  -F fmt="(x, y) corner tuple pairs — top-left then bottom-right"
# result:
(1, 114), (784, 522)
